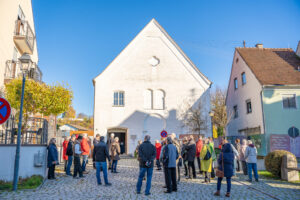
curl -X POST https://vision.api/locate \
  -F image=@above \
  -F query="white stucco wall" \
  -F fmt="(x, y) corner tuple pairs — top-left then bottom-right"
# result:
(0, 0), (39, 91)
(226, 50), (264, 136)
(94, 19), (211, 154)
(0, 145), (47, 181)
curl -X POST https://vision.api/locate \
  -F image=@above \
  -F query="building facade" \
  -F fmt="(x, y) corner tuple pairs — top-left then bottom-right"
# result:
(93, 19), (212, 154)
(226, 43), (300, 156)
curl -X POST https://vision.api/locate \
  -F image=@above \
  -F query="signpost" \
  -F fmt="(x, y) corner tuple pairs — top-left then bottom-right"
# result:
(160, 130), (168, 138)
(0, 98), (11, 125)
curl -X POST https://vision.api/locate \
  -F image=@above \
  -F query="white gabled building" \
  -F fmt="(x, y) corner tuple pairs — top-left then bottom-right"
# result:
(93, 19), (212, 154)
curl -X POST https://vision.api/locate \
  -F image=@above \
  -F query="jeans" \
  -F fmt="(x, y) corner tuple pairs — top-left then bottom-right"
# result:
(136, 167), (153, 195)
(166, 167), (177, 192)
(95, 162), (109, 184)
(82, 155), (88, 172)
(217, 177), (231, 193)
(66, 155), (73, 175)
(233, 158), (236, 176)
(111, 160), (118, 172)
(247, 163), (259, 181)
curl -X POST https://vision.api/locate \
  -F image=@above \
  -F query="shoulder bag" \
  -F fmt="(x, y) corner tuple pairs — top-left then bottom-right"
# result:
(215, 153), (224, 178)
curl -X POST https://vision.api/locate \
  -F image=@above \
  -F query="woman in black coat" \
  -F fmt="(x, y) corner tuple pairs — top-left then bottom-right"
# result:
(47, 138), (58, 179)
(214, 143), (234, 198)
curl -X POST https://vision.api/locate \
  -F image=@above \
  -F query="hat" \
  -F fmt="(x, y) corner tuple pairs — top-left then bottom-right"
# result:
(77, 136), (83, 140)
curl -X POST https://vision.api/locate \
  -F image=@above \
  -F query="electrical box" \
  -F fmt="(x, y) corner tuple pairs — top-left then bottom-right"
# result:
(34, 150), (44, 167)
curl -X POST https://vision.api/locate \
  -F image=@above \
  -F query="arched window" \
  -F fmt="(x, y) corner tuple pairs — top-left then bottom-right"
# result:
(143, 89), (152, 109)
(153, 90), (165, 110)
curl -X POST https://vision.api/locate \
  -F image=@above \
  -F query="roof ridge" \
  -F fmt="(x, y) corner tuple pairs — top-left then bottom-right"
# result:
(236, 47), (293, 50)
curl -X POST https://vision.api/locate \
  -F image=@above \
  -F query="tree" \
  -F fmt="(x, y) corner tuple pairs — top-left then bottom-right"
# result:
(63, 106), (76, 119)
(5, 78), (73, 130)
(179, 100), (208, 135)
(77, 113), (87, 119)
(210, 87), (232, 136)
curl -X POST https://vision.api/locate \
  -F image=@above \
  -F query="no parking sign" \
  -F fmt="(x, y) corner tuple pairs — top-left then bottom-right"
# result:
(160, 130), (168, 138)
(0, 98), (11, 124)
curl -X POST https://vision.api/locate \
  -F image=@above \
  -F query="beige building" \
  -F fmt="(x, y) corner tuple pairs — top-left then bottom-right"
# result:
(0, 0), (41, 94)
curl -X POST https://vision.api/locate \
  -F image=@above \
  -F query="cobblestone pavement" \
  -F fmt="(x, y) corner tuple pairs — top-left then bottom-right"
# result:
(1, 158), (299, 200)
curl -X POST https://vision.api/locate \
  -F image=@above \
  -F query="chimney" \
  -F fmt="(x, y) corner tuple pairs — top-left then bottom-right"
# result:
(243, 40), (246, 47)
(255, 43), (263, 49)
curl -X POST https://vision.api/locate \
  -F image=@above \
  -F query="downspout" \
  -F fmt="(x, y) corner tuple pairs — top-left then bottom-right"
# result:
(260, 88), (267, 156)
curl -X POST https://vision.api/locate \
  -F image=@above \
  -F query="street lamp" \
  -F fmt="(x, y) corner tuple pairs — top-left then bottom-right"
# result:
(209, 111), (214, 138)
(12, 53), (33, 191)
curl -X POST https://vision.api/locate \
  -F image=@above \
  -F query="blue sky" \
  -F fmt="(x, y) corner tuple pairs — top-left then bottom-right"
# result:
(32, 0), (300, 116)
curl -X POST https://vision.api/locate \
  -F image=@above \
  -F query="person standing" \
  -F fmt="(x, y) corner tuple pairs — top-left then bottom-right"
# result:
(163, 137), (179, 193)
(214, 143), (234, 198)
(200, 139), (213, 183)
(230, 141), (239, 176)
(135, 140), (143, 159)
(93, 136), (112, 186)
(66, 135), (76, 176)
(196, 136), (203, 174)
(93, 134), (101, 146)
(209, 137), (217, 178)
(62, 136), (69, 172)
(107, 133), (115, 169)
(155, 140), (162, 170)
(235, 139), (241, 172)
(136, 135), (156, 196)
(74, 136), (84, 179)
(185, 136), (196, 179)
(47, 138), (58, 180)
(181, 137), (189, 177)
(170, 133), (181, 183)
(239, 139), (248, 175)
(245, 140), (259, 182)
(81, 133), (90, 173)
(111, 137), (121, 173)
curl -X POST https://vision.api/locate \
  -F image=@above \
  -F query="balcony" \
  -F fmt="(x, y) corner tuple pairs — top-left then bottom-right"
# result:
(13, 20), (35, 55)
(4, 60), (43, 84)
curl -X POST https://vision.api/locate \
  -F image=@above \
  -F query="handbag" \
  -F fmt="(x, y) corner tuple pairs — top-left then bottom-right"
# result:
(215, 153), (224, 178)
(204, 146), (212, 160)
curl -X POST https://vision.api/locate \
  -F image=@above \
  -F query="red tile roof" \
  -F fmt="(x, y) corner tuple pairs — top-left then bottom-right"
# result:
(236, 47), (300, 85)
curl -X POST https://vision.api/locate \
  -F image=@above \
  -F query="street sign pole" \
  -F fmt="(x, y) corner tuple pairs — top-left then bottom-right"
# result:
(13, 74), (26, 191)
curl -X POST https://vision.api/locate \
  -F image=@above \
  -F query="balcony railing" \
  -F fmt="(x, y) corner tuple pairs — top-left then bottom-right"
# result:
(13, 20), (35, 54)
(4, 60), (43, 83)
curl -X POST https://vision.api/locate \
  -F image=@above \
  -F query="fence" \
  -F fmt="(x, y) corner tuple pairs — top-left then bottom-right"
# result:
(0, 116), (48, 145)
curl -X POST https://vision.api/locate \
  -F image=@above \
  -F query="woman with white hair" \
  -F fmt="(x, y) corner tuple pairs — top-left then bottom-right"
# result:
(239, 139), (248, 175)
(245, 140), (259, 182)
(111, 137), (121, 173)
(47, 138), (58, 179)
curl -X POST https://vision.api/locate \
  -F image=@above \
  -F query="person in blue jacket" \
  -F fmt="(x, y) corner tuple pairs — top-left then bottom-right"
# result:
(214, 142), (234, 198)
(47, 138), (58, 179)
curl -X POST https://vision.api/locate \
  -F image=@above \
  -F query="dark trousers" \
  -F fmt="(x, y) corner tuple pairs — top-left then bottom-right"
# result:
(188, 161), (196, 178)
(177, 164), (180, 182)
(48, 164), (55, 179)
(217, 177), (231, 193)
(242, 161), (248, 175)
(184, 161), (188, 176)
(205, 171), (211, 182)
(165, 167), (177, 192)
(163, 167), (167, 186)
(64, 160), (67, 172)
(73, 156), (83, 177)
(236, 160), (240, 172)
(156, 159), (161, 169)
(197, 157), (202, 173)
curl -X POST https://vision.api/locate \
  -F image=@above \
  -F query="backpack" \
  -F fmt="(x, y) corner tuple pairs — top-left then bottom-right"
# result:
(203, 146), (212, 160)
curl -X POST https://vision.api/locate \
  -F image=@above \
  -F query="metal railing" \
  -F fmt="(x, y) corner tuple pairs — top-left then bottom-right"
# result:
(0, 117), (48, 145)
(4, 60), (43, 82)
(14, 20), (35, 52)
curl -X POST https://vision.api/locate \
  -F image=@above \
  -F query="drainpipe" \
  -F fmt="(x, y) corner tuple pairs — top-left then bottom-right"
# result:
(260, 89), (267, 156)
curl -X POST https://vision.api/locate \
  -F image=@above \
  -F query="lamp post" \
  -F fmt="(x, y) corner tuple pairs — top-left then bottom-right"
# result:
(209, 111), (214, 138)
(12, 53), (32, 191)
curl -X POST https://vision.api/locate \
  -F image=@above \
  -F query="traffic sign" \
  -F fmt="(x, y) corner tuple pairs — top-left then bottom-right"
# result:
(160, 130), (168, 138)
(0, 98), (11, 124)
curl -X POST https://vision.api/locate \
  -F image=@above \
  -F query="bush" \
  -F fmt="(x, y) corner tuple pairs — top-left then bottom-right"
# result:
(265, 150), (296, 178)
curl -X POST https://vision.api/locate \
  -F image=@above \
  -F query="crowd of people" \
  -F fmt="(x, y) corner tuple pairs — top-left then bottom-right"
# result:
(47, 133), (259, 198)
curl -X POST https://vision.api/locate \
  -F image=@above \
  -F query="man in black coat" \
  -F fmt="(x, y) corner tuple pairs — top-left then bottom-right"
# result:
(93, 136), (111, 186)
(136, 135), (156, 196)
(185, 136), (196, 179)
(66, 135), (76, 176)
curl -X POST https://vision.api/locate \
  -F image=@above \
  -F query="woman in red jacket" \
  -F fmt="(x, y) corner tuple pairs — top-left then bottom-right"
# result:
(155, 140), (162, 170)
(62, 136), (69, 172)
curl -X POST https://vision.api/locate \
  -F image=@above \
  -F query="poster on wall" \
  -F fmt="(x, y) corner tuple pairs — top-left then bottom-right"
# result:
(270, 134), (300, 157)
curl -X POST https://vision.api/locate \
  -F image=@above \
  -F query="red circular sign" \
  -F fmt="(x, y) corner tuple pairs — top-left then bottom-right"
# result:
(0, 98), (11, 124)
(160, 130), (168, 138)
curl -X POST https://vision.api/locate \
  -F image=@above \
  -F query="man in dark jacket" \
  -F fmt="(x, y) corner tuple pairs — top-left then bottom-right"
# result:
(47, 138), (58, 179)
(186, 136), (196, 179)
(93, 136), (111, 186)
(66, 135), (76, 176)
(136, 135), (156, 196)
(73, 136), (84, 179)
(163, 137), (179, 193)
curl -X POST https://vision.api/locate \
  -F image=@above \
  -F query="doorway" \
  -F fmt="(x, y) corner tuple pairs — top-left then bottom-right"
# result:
(107, 128), (128, 154)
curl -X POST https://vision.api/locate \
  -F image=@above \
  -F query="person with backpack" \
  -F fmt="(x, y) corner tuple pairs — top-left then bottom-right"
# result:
(136, 135), (156, 196)
(66, 135), (76, 176)
(200, 138), (212, 183)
